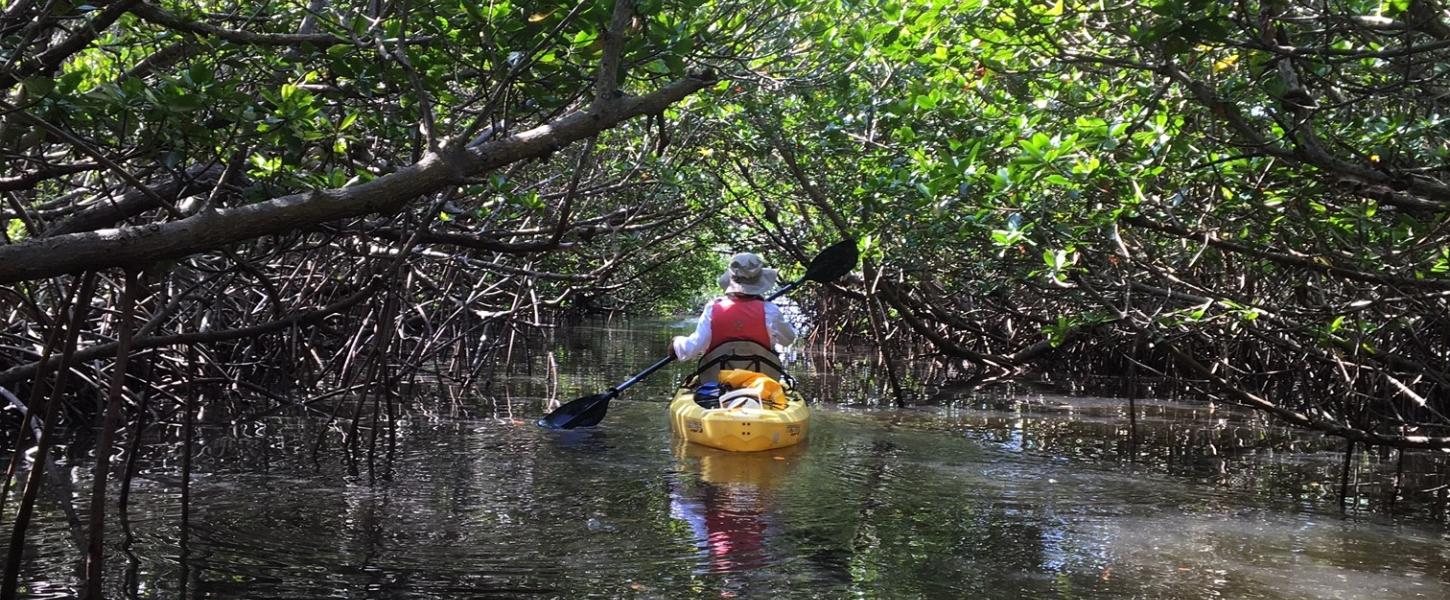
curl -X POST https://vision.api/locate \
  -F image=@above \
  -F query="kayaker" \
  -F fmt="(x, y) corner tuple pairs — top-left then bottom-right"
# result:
(670, 252), (797, 363)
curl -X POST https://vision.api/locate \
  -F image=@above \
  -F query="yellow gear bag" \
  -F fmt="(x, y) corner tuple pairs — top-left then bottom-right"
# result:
(716, 369), (786, 409)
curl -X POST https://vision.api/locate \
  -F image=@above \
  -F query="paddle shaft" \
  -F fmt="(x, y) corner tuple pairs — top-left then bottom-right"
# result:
(609, 355), (674, 397)
(767, 279), (804, 302)
(606, 279), (806, 397)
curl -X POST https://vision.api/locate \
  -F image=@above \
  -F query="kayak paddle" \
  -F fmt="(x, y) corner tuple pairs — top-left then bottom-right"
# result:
(537, 238), (859, 429)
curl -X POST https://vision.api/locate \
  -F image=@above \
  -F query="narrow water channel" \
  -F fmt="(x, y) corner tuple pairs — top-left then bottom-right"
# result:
(6, 319), (1450, 598)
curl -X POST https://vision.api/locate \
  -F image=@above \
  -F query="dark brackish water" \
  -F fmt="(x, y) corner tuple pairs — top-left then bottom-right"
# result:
(4, 319), (1450, 599)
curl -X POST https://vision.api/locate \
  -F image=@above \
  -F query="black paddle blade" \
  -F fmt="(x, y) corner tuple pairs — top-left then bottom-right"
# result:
(802, 238), (860, 283)
(537, 391), (615, 429)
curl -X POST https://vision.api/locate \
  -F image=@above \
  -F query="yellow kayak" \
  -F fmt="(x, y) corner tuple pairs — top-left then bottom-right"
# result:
(669, 386), (809, 452)
(671, 438), (805, 488)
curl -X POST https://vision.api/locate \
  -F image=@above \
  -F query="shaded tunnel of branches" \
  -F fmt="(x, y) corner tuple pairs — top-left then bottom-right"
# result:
(4, 0), (1450, 597)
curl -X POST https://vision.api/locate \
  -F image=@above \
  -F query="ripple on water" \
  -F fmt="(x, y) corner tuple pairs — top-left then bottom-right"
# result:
(9, 320), (1450, 599)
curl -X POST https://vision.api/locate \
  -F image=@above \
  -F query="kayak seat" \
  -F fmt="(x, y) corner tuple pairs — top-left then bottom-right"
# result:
(690, 340), (784, 382)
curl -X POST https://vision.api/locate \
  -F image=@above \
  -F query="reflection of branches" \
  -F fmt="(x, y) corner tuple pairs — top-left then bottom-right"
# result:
(1069, 258), (1450, 448)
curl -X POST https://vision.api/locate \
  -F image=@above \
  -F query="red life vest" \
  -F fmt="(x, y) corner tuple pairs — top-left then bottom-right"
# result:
(707, 296), (771, 353)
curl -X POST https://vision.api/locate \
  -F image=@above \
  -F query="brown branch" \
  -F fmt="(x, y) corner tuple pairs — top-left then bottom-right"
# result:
(118, 41), (187, 82)
(1159, 337), (1450, 449)
(1, 101), (188, 221)
(1159, 62), (1450, 211)
(594, 0), (635, 103)
(82, 271), (140, 599)
(0, 72), (715, 283)
(42, 164), (225, 237)
(552, 137), (595, 244)
(2, 1), (139, 87)
(875, 284), (1015, 368)
(129, 2), (430, 48)
(1123, 214), (1450, 290)
(0, 162), (101, 192)
(379, 3), (436, 151)
(0, 270), (388, 386)
(365, 227), (577, 253)
(761, 119), (851, 233)
(1409, 0), (1450, 40)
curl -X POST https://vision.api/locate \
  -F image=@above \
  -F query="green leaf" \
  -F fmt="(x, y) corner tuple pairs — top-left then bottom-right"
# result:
(991, 228), (1025, 247)
(664, 53), (686, 75)
(187, 63), (214, 85)
(6, 218), (26, 241)
(571, 30), (598, 46)
(461, 0), (485, 22)
(248, 154), (283, 177)
(1432, 248), (1450, 274)
(20, 77), (53, 97)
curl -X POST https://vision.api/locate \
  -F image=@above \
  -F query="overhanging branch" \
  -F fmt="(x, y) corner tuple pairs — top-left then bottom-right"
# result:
(0, 73), (714, 284)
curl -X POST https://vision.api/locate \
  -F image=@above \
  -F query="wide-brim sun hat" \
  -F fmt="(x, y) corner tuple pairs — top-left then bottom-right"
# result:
(717, 252), (778, 296)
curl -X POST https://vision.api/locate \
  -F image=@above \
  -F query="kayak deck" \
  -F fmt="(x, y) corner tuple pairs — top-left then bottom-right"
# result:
(669, 387), (809, 452)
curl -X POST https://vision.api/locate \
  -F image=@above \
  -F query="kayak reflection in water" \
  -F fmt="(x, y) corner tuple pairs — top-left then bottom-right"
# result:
(669, 480), (772, 574)
(668, 441), (802, 585)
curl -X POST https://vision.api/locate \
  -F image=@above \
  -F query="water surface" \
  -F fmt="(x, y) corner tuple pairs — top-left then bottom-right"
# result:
(5, 319), (1449, 598)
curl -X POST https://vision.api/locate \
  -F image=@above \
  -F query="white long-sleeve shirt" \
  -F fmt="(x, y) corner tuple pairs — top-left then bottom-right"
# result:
(671, 298), (796, 361)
